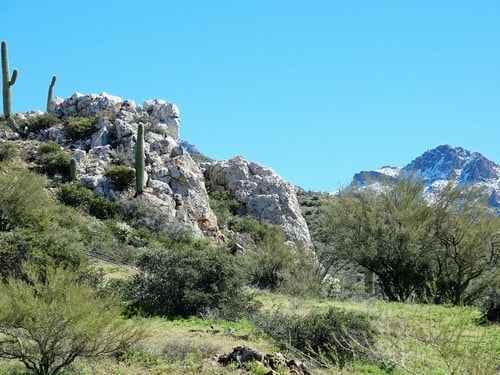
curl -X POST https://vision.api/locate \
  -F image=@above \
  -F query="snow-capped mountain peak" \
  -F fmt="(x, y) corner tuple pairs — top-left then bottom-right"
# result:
(350, 145), (500, 210)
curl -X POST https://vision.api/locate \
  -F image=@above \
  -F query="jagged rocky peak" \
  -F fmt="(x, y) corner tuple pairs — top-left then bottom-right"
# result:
(48, 92), (220, 238)
(7, 92), (313, 248)
(203, 156), (313, 249)
(402, 145), (465, 182)
(53, 92), (180, 140)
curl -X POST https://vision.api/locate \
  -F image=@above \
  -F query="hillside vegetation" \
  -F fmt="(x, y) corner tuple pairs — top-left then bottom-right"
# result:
(0, 129), (498, 374)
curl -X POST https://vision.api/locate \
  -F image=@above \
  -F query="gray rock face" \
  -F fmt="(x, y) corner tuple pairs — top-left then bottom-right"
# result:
(48, 93), (218, 238)
(143, 99), (180, 140)
(52, 92), (180, 141)
(204, 156), (313, 249)
(10, 93), (312, 250)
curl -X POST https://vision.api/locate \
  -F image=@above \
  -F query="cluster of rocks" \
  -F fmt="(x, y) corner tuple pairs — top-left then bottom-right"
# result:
(217, 346), (311, 375)
(203, 157), (313, 249)
(6, 92), (313, 246)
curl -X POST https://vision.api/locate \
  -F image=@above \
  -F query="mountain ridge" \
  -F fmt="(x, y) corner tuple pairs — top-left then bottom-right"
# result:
(350, 144), (500, 210)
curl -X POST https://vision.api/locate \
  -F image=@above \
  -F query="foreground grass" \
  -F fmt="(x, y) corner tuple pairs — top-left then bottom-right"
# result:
(0, 288), (498, 374)
(257, 292), (500, 374)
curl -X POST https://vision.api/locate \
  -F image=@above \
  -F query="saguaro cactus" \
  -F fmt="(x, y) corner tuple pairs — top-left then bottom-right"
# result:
(69, 158), (77, 181)
(135, 123), (145, 195)
(47, 75), (57, 112)
(1, 41), (18, 119)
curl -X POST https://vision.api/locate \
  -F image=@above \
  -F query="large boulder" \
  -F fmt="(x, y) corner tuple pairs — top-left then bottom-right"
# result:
(143, 99), (180, 140)
(203, 156), (313, 249)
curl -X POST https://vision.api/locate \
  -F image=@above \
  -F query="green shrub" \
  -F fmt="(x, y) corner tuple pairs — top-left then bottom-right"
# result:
(105, 165), (135, 191)
(208, 190), (240, 227)
(0, 227), (84, 281)
(126, 244), (252, 318)
(0, 142), (18, 162)
(36, 142), (72, 180)
(253, 307), (377, 367)
(0, 267), (143, 375)
(58, 183), (119, 219)
(22, 113), (60, 133)
(64, 116), (98, 140)
(0, 164), (51, 231)
(229, 217), (276, 243)
(241, 220), (322, 296)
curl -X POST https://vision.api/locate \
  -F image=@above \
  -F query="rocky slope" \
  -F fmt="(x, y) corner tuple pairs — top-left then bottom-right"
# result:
(3, 92), (313, 248)
(350, 145), (500, 210)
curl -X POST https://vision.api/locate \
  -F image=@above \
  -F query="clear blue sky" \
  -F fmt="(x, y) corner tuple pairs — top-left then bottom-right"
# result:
(4, 1), (500, 191)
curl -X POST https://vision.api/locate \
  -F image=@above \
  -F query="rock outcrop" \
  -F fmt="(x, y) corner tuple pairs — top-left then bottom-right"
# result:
(49, 92), (218, 237)
(6, 92), (313, 248)
(217, 346), (311, 375)
(203, 156), (313, 249)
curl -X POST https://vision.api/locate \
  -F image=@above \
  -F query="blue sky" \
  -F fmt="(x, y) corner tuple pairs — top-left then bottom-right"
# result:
(3, 1), (500, 191)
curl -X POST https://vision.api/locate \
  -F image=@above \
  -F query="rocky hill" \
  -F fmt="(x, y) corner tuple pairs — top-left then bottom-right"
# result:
(1, 92), (313, 249)
(350, 144), (500, 210)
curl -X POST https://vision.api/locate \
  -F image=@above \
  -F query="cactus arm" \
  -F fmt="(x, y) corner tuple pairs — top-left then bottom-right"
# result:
(47, 75), (57, 112)
(135, 123), (145, 195)
(69, 158), (77, 181)
(9, 69), (17, 86)
(1, 41), (17, 119)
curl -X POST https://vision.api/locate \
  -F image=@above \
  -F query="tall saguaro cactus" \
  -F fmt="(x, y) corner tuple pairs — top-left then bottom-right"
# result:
(135, 123), (145, 195)
(47, 75), (57, 112)
(1, 41), (18, 119)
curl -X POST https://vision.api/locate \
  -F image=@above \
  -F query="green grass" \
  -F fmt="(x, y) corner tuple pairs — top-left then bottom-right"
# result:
(1, 285), (498, 374)
(256, 292), (500, 374)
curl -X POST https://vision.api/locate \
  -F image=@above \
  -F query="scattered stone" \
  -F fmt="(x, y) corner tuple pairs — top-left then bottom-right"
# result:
(217, 346), (311, 375)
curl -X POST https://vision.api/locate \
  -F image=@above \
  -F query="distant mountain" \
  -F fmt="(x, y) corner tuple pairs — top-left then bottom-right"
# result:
(350, 145), (500, 210)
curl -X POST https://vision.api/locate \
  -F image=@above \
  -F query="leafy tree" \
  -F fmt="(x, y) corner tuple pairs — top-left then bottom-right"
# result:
(321, 180), (500, 304)
(428, 185), (500, 304)
(323, 181), (435, 302)
(0, 267), (142, 375)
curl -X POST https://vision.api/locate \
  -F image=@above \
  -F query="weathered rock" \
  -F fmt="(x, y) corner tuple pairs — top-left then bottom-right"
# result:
(204, 156), (313, 248)
(54, 92), (124, 118)
(218, 347), (311, 375)
(217, 346), (264, 366)
(45, 92), (220, 238)
(90, 118), (111, 148)
(143, 99), (180, 140)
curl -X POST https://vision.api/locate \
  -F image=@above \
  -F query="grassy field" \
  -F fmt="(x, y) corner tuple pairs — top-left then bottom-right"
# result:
(0, 266), (498, 375)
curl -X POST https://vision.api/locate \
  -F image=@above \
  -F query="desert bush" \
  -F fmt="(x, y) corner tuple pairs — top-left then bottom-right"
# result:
(253, 307), (377, 367)
(58, 183), (119, 219)
(0, 163), (51, 230)
(241, 219), (322, 296)
(0, 227), (84, 281)
(230, 217), (277, 243)
(208, 190), (240, 227)
(0, 267), (143, 375)
(105, 165), (135, 191)
(36, 141), (72, 180)
(125, 244), (252, 318)
(64, 116), (98, 140)
(0, 142), (18, 162)
(22, 113), (60, 133)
